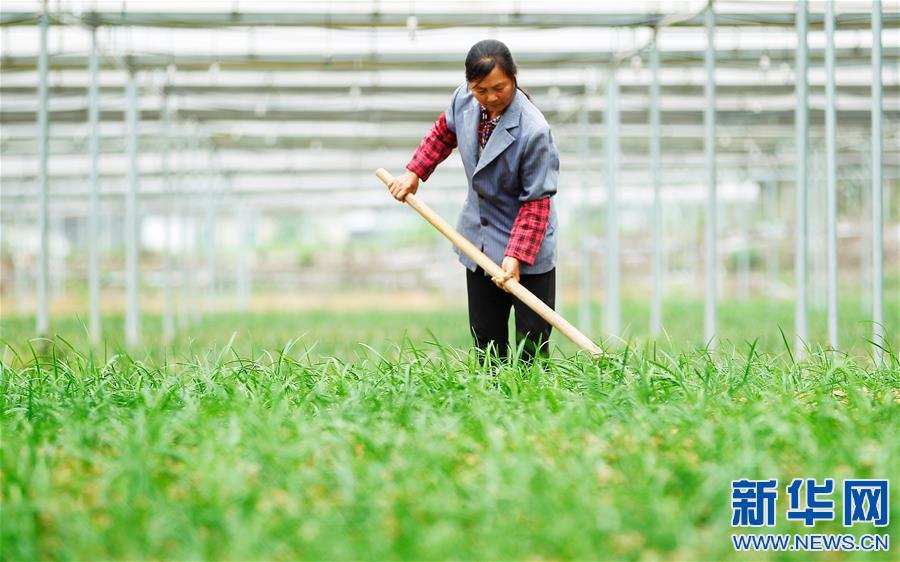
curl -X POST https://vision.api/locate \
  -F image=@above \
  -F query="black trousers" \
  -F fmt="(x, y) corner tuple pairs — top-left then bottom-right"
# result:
(466, 266), (556, 360)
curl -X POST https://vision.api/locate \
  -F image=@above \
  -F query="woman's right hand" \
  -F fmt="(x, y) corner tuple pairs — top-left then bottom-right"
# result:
(388, 170), (420, 202)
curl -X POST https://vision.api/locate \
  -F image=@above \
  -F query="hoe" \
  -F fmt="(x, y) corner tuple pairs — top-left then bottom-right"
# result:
(376, 168), (605, 358)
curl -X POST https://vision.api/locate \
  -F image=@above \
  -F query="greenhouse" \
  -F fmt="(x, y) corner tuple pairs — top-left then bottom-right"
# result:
(1, 1), (897, 559)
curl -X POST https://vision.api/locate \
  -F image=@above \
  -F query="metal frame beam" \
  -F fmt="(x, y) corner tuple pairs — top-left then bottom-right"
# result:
(605, 69), (621, 338)
(795, 0), (809, 353)
(650, 34), (663, 337)
(88, 24), (101, 342)
(36, 1), (50, 337)
(3, 46), (898, 72)
(125, 67), (141, 347)
(872, 0), (885, 363)
(704, 2), (717, 348)
(826, 0), (839, 349)
(3, 9), (897, 29)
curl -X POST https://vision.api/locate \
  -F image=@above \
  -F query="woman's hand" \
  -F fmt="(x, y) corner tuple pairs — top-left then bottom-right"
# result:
(492, 256), (520, 292)
(388, 170), (420, 202)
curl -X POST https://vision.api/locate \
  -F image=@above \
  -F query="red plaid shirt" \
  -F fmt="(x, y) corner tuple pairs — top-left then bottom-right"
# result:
(407, 110), (551, 266)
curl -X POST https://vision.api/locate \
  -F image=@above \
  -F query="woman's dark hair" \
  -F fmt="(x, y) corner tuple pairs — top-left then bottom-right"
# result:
(465, 39), (518, 87)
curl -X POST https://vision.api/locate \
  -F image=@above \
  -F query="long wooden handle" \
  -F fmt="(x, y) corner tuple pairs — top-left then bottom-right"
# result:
(376, 168), (604, 358)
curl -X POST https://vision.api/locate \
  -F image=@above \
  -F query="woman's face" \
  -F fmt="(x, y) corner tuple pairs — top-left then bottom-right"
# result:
(469, 65), (516, 116)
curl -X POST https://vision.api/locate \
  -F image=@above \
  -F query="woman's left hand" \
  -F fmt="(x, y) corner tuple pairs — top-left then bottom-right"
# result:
(492, 256), (520, 292)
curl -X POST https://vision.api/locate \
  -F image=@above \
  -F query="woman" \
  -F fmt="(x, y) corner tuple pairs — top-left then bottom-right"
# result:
(388, 39), (559, 361)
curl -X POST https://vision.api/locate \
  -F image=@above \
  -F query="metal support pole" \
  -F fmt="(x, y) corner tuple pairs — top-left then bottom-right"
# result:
(860, 155), (871, 313)
(650, 35), (663, 337)
(125, 67), (141, 347)
(694, 206), (702, 291)
(871, 0), (884, 363)
(811, 145), (826, 309)
(795, 0), (809, 353)
(51, 214), (64, 300)
(188, 129), (200, 324)
(236, 198), (252, 312)
(88, 25), (101, 343)
(13, 213), (28, 315)
(766, 180), (779, 295)
(161, 87), (174, 342)
(704, 2), (717, 348)
(738, 205), (750, 300)
(183, 222), (197, 325)
(578, 70), (595, 335)
(825, 0), (839, 349)
(36, 1), (50, 336)
(204, 148), (218, 314)
(604, 69), (620, 337)
(175, 120), (189, 331)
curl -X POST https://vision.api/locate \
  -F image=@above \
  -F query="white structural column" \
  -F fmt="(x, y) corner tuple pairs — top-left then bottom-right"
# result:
(161, 88), (175, 342)
(36, 1), (50, 336)
(578, 70), (595, 335)
(794, 0), (809, 353)
(204, 148), (219, 314)
(14, 213), (28, 314)
(604, 69), (620, 337)
(871, 0), (884, 363)
(188, 130), (201, 324)
(50, 215), (65, 299)
(825, 0), (839, 349)
(704, 2), (717, 348)
(738, 205), (750, 299)
(236, 197), (252, 312)
(650, 35), (663, 337)
(125, 68), (141, 347)
(176, 120), (191, 330)
(860, 175), (871, 313)
(766, 180), (779, 295)
(88, 25), (101, 343)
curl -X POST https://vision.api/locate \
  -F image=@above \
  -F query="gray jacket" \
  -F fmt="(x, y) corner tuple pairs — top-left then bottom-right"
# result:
(443, 84), (559, 274)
